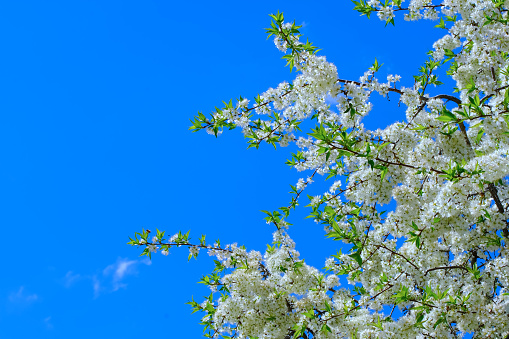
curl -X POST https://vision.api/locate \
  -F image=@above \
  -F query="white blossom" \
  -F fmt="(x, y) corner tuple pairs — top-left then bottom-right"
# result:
(132, 3), (509, 338)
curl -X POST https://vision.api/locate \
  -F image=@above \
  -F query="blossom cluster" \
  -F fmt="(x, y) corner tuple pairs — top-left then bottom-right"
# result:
(132, 2), (509, 338)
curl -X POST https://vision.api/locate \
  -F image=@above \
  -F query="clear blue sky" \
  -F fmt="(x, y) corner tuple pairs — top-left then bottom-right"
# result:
(0, 1), (447, 338)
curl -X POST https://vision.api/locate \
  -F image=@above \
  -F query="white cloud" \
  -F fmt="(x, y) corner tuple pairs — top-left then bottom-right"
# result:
(104, 258), (136, 281)
(65, 257), (151, 298)
(92, 276), (101, 299)
(63, 271), (81, 288)
(97, 257), (151, 296)
(44, 316), (53, 330)
(103, 258), (137, 291)
(8, 286), (38, 304)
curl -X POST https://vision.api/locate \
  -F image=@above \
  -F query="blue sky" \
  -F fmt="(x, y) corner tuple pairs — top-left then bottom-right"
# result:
(0, 1), (448, 338)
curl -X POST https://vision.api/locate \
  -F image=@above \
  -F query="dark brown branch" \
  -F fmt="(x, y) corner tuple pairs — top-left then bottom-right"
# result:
(488, 183), (505, 214)
(458, 122), (473, 149)
(377, 244), (419, 270)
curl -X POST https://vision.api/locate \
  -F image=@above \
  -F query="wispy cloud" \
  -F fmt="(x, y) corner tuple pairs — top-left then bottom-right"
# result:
(92, 276), (101, 299)
(62, 271), (81, 288)
(103, 258), (136, 291)
(102, 257), (151, 292)
(64, 257), (151, 298)
(44, 316), (53, 330)
(8, 286), (38, 304)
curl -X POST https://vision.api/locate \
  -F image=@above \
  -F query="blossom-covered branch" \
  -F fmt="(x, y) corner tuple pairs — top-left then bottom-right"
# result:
(131, 1), (509, 338)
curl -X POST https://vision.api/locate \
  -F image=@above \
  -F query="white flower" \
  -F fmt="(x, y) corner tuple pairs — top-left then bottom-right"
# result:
(296, 178), (307, 190)
(146, 4), (509, 337)
(310, 195), (321, 206)
(189, 246), (200, 256)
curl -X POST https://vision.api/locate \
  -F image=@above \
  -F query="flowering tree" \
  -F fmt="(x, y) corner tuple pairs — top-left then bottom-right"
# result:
(129, 1), (509, 338)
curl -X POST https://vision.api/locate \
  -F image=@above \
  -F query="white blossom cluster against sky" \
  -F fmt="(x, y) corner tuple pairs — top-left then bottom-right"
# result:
(0, 1), (468, 338)
(131, 0), (509, 336)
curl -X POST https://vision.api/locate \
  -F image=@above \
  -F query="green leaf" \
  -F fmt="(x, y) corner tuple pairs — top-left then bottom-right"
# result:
(433, 314), (447, 329)
(370, 316), (384, 330)
(435, 17), (446, 29)
(303, 308), (315, 319)
(436, 108), (457, 123)
(320, 324), (332, 333)
(370, 58), (383, 72)
(324, 205), (335, 216)
(348, 251), (363, 267)
(476, 128), (484, 144)
(444, 49), (455, 62)
(352, 0), (375, 18)
(465, 76), (477, 94)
